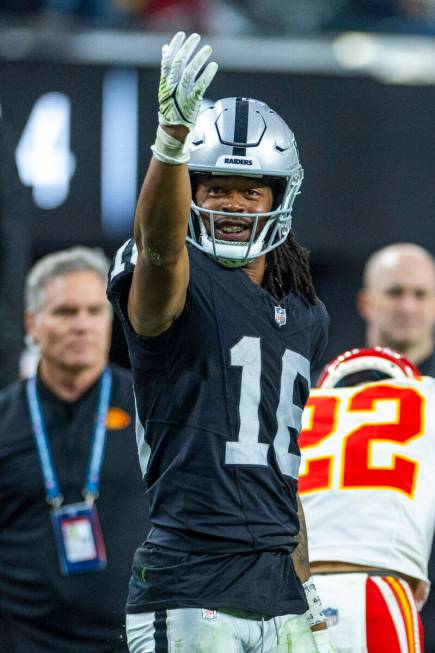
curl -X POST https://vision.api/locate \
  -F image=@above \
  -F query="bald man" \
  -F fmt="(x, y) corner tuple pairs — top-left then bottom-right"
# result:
(358, 243), (435, 375)
(357, 242), (435, 649)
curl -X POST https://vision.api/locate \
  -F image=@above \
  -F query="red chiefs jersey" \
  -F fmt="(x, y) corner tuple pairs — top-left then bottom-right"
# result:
(299, 377), (435, 582)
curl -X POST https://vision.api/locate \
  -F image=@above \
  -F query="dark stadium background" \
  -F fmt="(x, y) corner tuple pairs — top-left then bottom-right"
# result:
(1, 28), (434, 370)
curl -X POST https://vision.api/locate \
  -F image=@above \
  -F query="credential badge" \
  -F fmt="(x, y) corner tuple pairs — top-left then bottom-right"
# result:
(274, 306), (286, 327)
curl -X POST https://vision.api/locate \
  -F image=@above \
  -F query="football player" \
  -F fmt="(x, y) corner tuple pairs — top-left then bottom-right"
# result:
(299, 347), (435, 653)
(108, 32), (335, 653)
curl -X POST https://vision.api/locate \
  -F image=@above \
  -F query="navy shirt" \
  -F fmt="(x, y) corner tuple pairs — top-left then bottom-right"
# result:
(0, 364), (147, 653)
(108, 240), (329, 616)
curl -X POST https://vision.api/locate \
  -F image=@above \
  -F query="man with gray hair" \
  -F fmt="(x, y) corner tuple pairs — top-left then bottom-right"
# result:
(0, 246), (147, 652)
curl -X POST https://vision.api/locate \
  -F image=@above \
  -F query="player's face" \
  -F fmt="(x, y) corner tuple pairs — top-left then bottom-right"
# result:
(27, 270), (112, 375)
(364, 257), (435, 349)
(195, 175), (274, 242)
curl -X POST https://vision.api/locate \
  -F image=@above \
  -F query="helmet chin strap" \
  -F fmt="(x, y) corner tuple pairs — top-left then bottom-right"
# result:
(214, 256), (253, 269)
(199, 228), (266, 267)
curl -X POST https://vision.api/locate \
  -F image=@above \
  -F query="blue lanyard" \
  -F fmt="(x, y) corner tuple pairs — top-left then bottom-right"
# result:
(26, 368), (112, 507)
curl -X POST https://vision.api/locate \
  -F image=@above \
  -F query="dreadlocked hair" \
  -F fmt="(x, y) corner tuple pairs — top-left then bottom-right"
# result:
(262, 231), (317, 304)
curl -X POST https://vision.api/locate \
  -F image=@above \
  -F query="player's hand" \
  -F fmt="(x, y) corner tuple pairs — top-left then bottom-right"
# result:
(415, 579), (431, 611)
(158, 31), (218, 130)
(313, 629), (337, 653)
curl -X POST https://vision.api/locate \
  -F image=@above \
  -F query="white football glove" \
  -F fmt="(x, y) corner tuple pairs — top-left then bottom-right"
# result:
(158, 31), (218, 129)
(313, 629), (337, 653)
(152, 31), (218, 165)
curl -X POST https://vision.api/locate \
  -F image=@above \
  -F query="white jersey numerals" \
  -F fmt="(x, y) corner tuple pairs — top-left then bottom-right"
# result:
(225, 337), (268, 466)
(225, 336), (310, 478)
(110, 239), (138, 280)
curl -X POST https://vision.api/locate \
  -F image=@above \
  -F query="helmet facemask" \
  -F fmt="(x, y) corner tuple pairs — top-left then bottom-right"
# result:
(187, 97), (303, 268)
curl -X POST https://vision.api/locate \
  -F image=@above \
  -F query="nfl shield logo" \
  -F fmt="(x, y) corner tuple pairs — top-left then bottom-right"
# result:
(274, 306), (286, 327)
(323, 607), (339, 627)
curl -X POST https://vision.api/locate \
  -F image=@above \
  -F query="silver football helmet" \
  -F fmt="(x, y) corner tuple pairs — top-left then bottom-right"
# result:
(187, 97), (303, 267)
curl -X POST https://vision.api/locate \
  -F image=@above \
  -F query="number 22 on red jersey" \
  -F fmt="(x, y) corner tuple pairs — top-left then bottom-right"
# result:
(299, 381), (425, 496)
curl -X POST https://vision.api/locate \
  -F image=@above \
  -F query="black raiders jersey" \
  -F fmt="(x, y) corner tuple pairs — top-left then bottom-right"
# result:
(108, 239), (329, 556)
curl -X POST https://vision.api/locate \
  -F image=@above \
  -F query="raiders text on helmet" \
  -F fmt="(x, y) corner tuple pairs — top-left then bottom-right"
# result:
(187, 97), (303, 267)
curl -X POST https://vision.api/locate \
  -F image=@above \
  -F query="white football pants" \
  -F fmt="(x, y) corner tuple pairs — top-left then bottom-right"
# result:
(313, 572), (422, 653)
(126, 608), (319, 653)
